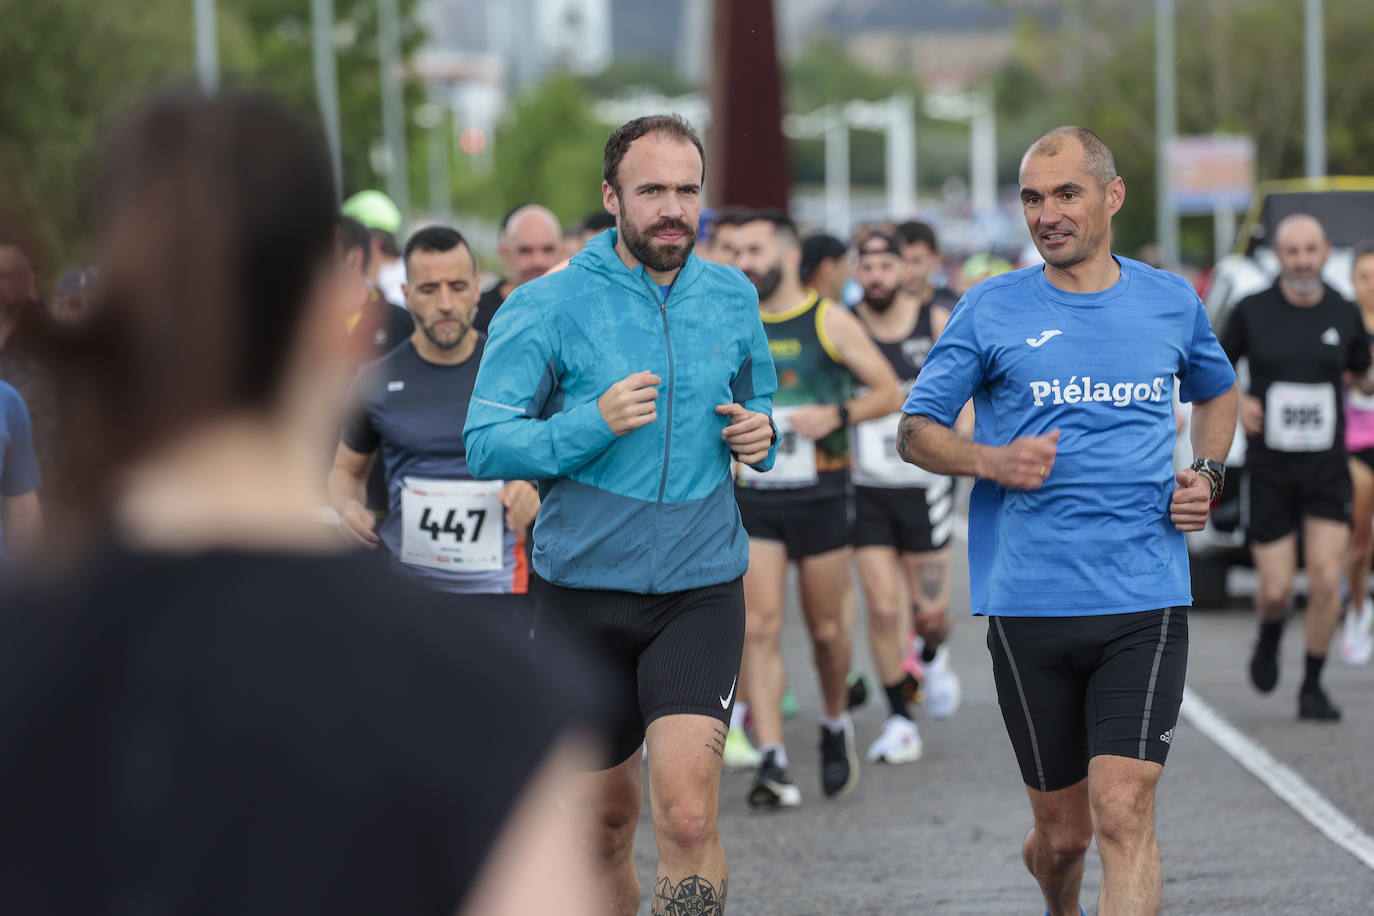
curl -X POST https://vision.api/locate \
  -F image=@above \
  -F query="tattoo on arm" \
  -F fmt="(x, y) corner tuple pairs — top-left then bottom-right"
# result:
(896, 413), (934, 464)
(917, 558), (947, 602)
(707, 726), (727, 759)
(653, 875), (727, 916)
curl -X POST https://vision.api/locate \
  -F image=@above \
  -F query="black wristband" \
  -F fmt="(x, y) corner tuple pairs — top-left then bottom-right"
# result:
(836, 402), (851, 427)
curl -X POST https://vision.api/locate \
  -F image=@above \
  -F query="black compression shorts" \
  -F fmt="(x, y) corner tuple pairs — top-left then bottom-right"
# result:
(1242, 452), (1352, 544)
(533, 575), (745, 768)
(852, 483), (953, 553)
(735, 490), (852, 559)
(985, 608), (1188, 792)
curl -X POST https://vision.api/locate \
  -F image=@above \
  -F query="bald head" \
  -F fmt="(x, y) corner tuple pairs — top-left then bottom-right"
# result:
(1273, 213), (1330, 302)
(500, 204), (562, 287)
(1020, 126), (1117, 189)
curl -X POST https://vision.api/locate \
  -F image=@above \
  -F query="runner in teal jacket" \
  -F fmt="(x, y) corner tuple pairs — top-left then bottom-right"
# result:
(464, 228), (778, 594)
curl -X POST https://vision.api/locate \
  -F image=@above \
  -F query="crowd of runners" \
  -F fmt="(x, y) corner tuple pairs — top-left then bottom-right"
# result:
(1, 90), (1372, 915)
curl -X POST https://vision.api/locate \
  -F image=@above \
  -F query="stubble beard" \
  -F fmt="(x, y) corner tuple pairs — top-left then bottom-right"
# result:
(619, 204), (696, 273)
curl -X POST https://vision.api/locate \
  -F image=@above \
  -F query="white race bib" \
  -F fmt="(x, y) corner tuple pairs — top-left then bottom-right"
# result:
(738, 406), (818, 488)
(400, 478), (504, 571)
(1265, 381), (1337, 452)
(854, 412), (935, 486)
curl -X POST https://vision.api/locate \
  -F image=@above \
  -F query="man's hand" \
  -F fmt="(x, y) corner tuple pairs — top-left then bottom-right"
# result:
(338, 501), (381, 548)
(598, 371), (660, 435)
(1170, 468), (1212, 531)
(500, 480), (540, 531)
(788, 404), (842, 441)
(1239, 394), (1264, 436)
(717, 403), (774, 465)
(988, 430), (1060, 490)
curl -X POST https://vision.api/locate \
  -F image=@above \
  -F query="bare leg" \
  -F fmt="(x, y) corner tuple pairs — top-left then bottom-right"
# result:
(741, 538), (788, 747)
(798, 547), (854, 718)
(1089, 755), (1164, 916)
(1023, 779), (1093, 916)
(571, 748), (644, 916)
(647, 715), (730, 915)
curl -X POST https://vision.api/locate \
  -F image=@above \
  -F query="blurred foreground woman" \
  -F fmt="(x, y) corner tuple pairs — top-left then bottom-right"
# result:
(0, 91), (600, 916)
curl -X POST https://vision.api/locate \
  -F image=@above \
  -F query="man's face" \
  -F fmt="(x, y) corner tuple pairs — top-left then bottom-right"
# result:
(901, 240), (938, 293)
(810, 257), (846, 302)
(1274, 218), (1330, 297)
(603, 134), (702, 273)
(1019, 143), (1123, 270)
(734, 220), (788, 302)
(404, 245), (480, 350)
(710, 224), (740, 268)
(1354, 254), (1374, 311)
(857, 251), (904, 311)
(336, 237), (370, 310)
(499, 210), (561, 286)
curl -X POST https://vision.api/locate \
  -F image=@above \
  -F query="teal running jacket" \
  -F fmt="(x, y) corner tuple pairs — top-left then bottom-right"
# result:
(463, 229), (778, 594)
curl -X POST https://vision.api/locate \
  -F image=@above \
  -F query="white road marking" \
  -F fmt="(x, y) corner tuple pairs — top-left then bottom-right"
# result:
(1181, 686), (1374, 871)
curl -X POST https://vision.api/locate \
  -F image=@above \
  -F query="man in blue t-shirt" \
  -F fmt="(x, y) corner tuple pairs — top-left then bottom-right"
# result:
(0, 380), (42, 571)
(900, 127), (1237, 916)
(328, 226), (539, 614)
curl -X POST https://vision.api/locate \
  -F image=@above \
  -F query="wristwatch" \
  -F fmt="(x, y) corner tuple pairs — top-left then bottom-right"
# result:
(1190, 458), (1225, 505)
(836, 402), (851, 428)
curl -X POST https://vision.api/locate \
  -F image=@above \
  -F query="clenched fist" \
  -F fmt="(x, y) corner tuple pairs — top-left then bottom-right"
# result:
(990, 429), (1060, 490)
(599, 371), (661, 436)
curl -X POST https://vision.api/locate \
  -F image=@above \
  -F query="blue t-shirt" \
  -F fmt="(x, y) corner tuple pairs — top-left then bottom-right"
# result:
(343, 337), (527, 595)
(903, 257), (1235, 617)
(0, 382), (42, 565)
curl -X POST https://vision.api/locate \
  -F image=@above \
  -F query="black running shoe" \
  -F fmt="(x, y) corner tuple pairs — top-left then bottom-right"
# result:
(846, 671), (870, 710)
(819, 720), (859, 798)
(1298, 686), (1342, 721)
(1249, 639), (1280, 693)
(747, 750), (801, 808)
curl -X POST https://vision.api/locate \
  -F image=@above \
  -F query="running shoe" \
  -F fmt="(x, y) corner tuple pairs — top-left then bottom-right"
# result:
(846, 670), (870, 710)
(747, 750), (801, 808)
(723, 726), (763, 770)
(1298, 685), (1342, 721)
(781, 685), (798, 719)
(1248, 636), (1280, 693)
(923, 646), (962, 719)
(819, 718), (859, 798)
(865, 714), (923, 764)
(1339, 599), (1374, 666)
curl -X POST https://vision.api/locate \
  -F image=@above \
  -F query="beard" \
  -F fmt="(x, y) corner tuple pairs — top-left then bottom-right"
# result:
(420, 313), (472, 351)
(863, 285), (899, 311)
(1282, 271), (1323, 297)
(619, 207), (696, 273)
(745, 264), (783, 302)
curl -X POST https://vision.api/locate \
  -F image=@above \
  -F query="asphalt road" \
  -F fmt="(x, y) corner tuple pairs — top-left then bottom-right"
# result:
(627, 536), (1374, 914)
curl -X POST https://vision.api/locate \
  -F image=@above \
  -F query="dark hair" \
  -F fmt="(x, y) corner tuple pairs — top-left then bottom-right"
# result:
(582, 210), (616, 233)
(1353, 239), (1374, 266)
(369, 227), (400, 259)
(65, 89), (338, 512)
(403, 225), (473, 272)
(1022, 126), (1117, 188)
(336, 215), (372, 269)
(800, 233), (847, 282)
(894, 219), (939, 253)
(740, 208), (798, 245)
(710, 206), (751, 230)
(602, 115), (705, 193)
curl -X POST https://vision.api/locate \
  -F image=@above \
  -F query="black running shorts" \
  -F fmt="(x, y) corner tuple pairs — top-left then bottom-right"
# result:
(985, 608), (1188, 793)
(735, 490), (852, 559)
(1242, 452), (1352, 544)
(851, 483), (953, 553)
(1351, 447), (1374, 472)
(533, 575), (745, 768)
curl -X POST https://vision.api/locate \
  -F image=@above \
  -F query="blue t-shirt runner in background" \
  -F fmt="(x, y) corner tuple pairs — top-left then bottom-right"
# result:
(903, 256), (1236, 617)
(343, 336), (528, 595)
(0, 382), (42, 567)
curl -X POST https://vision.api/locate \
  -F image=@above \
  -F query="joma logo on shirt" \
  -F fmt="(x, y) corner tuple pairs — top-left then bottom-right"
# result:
(1028, 376), (1170, 407)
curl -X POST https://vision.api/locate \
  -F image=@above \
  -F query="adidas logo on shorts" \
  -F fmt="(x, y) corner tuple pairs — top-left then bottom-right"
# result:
(1159, 728), (1174, 745)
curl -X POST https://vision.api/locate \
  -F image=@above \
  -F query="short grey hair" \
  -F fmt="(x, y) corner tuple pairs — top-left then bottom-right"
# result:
(1021, 126), (1118, 188)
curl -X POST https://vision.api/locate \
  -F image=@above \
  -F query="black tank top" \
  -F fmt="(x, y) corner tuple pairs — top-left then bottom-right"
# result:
(871, 302), (935, 385)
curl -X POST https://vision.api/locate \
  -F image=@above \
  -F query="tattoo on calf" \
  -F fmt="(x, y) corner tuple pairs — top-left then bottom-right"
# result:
(652, 875), (727, 916)
(917, 559), (946, 601)
(707, 726), (727, 758)
(896, 413), (933, 464)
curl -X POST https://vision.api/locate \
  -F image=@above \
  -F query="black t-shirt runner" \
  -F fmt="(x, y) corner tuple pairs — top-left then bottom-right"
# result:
(473, 284), (506, 334)
(0, 547), (604, 915)
(1221, 281), (1371, 461)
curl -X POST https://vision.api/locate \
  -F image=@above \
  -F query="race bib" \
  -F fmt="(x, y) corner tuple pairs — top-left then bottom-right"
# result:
(400, 478), (504, 571)
(1265, 381), (1337, 452)
(855, 412), (935, 485)
(738, 406), (818, 488)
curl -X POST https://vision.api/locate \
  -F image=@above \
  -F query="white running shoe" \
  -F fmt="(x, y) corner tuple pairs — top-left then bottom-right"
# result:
(924, 646), (962, 719)
(1339, 600), (1374, 666)
(865, 715), (923, 764)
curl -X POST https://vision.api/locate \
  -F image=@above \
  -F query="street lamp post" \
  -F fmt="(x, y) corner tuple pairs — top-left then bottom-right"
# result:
(311, 0), (343, 202)
(1304, 0), (1326, 179)
(1155, 0), (1180, 270)
(192, 0), (218, 94)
